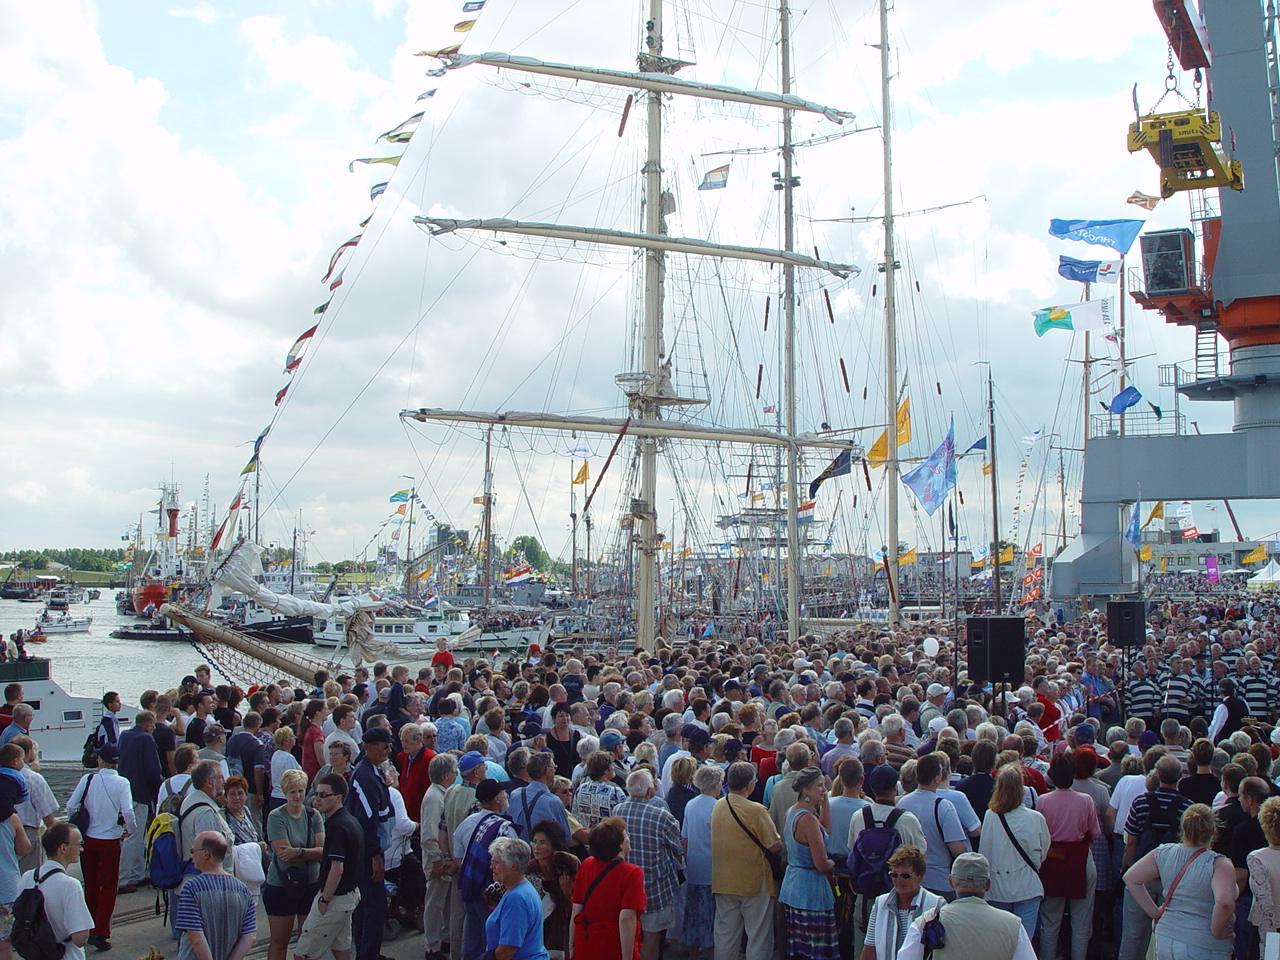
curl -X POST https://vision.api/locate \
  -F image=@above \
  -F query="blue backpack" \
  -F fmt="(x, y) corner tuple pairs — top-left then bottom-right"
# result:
(848, 806), (904, 897)
(145, 805), (198, 891)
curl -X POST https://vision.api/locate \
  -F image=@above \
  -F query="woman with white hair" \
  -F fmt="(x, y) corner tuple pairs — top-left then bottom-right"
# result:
(676, 765), (723, 960)
(485, 836), (549, 960)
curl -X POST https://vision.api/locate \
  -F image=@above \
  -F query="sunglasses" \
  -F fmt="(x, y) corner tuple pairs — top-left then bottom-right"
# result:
(313, 792), (336, 800)
(889, 872), (917, 880)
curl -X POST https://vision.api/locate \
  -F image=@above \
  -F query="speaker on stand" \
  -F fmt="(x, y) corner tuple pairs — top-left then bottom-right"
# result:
(1108, 600), (1146, 718)
(966, 616), (1027, 718)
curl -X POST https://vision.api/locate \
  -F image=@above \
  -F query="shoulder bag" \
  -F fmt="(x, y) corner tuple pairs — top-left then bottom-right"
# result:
(726, 796), (785, 883)
(573, 860), (621, 929)
(1153, 847), (1209, 926)
(68, 776), (95, 834)
(997, 811), (1040, 873)
(273, 809), (313, 895)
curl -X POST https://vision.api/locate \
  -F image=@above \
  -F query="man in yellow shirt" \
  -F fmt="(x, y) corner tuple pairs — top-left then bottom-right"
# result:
(710, 761), (782, 960)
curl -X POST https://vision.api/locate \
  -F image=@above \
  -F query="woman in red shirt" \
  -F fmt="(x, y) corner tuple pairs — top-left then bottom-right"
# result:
(571, 817), (645, 960)
(300, 699), (327, 780)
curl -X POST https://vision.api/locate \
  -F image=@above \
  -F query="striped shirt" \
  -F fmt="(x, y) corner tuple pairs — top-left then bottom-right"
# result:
(1242, 673), (1272, 718)
(1161, 675), (1195, 721)
(1124, 678), (1160, 719)
(174, 872), (256, 960)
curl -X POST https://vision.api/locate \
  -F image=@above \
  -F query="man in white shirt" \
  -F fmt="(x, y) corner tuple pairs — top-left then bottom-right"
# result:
(896, 853), (1036, 960)
(63, 743), (136, 950)
(11, 736), (56, 873)
(324, 705), (361, 757)
(17, 822), (93, 960)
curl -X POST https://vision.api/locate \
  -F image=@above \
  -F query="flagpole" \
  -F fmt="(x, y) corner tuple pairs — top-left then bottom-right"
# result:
(570, 461), (579, 599)
(1118, 256), (1127, 438)
(988, 369), (1002, 613)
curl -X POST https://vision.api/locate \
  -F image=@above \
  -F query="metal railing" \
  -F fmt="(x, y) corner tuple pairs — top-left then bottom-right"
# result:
(1088, 409), (1186, 439)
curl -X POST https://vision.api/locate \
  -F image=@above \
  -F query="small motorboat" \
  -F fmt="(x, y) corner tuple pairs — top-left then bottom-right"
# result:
(32, 613), (92, 634)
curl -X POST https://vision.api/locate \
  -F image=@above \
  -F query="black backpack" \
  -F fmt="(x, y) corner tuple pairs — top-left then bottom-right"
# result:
(80, 733), (97, 770)
(1136, 791), (1181, 858)
(12, 865), (65, 960)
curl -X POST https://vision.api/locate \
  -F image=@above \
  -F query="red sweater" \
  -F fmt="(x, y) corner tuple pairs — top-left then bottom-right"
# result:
(398, 746), (435, 822)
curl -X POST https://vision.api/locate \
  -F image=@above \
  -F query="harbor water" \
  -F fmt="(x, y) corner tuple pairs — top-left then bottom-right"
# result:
(0, 593), (239, 702)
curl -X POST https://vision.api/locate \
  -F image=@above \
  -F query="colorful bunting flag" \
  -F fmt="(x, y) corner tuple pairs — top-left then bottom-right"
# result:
(313, 300), (331, 316)
(378, 113), (424, 143)
(274, 385), (288, 407)
(1126, 191), (1160, 211)
(797, 501), (815, 524)
(321, 236), (361, 284)
(390, 489), (411, 503)
(454, 19), (476, 32)
(347, 155), (403, 173)
(284, 324), (319, 374)
(417, 88), (439, 102)
(370, 182), (389, 201)
(698, 164), (730, 191)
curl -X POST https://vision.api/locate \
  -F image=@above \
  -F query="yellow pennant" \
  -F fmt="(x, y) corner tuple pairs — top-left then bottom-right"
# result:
(1142, 501), (1164, 529)
(866, 398), (911, 467)
(1139, 545), (1152, 561)
(572, 462), (589, 485)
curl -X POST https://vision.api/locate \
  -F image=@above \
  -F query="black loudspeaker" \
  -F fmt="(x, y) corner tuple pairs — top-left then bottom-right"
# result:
(1107, 600), (1146, 648)
(967, 616), (1026, 684)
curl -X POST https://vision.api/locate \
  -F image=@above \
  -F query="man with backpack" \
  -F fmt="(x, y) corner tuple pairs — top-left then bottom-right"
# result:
(14, 823), (92, 960)
(452, 780), (517, 960)
(848, 765), (927, 950)
(1117, 754), (1192, 960)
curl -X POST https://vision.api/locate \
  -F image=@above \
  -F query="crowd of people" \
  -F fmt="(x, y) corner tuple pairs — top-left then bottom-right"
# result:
(3, 596), (1280, 960)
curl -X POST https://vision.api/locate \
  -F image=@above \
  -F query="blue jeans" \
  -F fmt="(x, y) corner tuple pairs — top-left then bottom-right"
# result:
(1234, 891), (1255, 960)
(462, 898), (488, 960)
(353, 869), (388, 960)
(990, 898), (1040, 940)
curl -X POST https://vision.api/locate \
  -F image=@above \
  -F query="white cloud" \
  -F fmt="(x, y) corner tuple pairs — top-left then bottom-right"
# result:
(169, 2), (222, 25)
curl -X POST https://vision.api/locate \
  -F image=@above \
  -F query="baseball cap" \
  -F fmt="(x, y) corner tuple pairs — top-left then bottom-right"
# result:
(458, 751), (487, 774)
(362, 728), (393, 746)
(600, 730), (625, 749)
(475, 779), (508, 804)
(519, 720), (543, 739)
(722, 679), (741, 693)
(686, 727), (711, 748)
(950, 852), (990, 883)
(926, 683), (947, 698)
(680, 723), (702, 740)
(928, 716), (948, 735)
(1073, 723), (1095, 743)
(97, 743), (120, 764)
(867, 764), (899, 794)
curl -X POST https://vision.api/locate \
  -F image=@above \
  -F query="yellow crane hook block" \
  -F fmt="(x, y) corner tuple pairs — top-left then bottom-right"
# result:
(1127, 108), (1244, 198)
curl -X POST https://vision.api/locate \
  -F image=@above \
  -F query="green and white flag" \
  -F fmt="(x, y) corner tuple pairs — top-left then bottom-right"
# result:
(1032, 298), (1113, 337)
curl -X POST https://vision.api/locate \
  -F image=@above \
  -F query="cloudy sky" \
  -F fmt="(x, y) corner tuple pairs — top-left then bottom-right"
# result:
(1, 0), (1268, 568)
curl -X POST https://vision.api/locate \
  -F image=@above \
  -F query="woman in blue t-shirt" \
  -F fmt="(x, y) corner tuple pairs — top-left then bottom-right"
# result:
(485, 837), (550, 960)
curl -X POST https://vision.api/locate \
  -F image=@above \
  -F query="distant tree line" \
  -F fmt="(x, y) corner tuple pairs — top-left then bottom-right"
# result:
(1, 548), (128, 572)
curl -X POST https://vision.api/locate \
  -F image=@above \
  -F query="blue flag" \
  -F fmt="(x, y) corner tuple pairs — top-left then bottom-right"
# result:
(1048, 218), (1145, 254)
(1057, 255), (1122, 284)
(1125, 500), (1142, 550)
(1108, 386), (1143, 413)
(901, 418), (957, 517)
(963, 436), (987, 454)
(808, 447), (853, 498)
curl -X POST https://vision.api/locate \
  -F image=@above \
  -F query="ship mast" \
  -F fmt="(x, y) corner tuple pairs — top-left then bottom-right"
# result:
(634, 0), (664, 652)
(878, 0), (901, 624)
(406, 4), (863, 650)
(780, 0), (802, 645)
(483, 425), (493, 610)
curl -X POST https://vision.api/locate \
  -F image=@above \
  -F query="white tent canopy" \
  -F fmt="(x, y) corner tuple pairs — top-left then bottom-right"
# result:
(1248, 560), (1280, 590)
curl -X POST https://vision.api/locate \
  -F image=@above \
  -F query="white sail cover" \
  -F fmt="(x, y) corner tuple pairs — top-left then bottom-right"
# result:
(210, 542), (382, 617)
